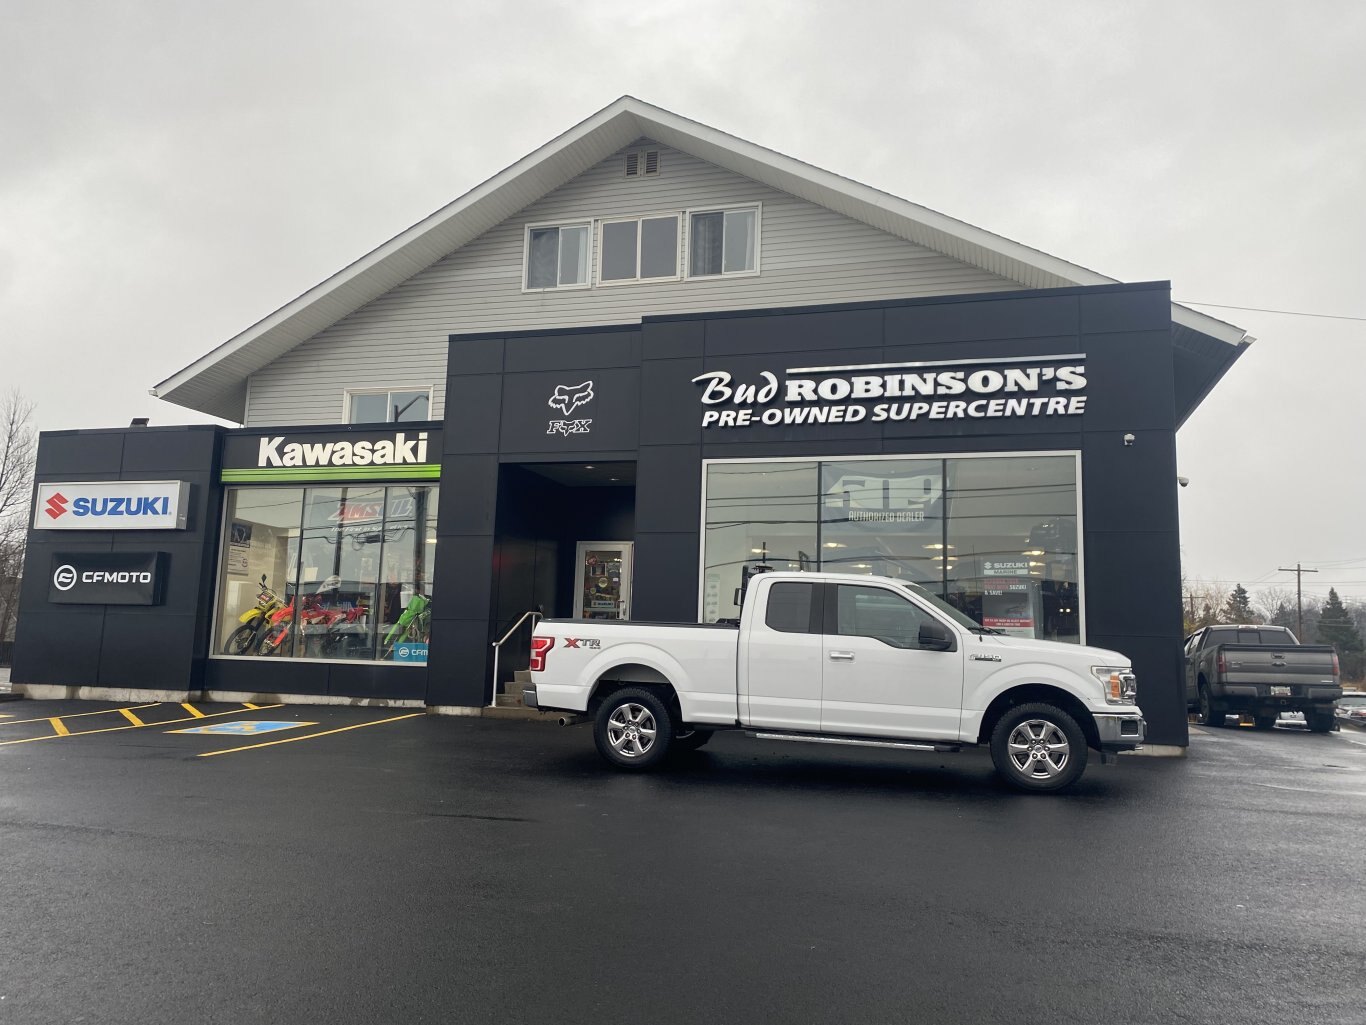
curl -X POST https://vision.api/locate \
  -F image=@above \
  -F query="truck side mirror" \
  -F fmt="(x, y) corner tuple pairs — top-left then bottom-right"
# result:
(919, 621), (954, 651)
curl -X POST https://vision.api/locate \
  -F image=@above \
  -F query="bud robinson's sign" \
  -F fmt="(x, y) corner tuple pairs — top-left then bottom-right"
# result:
(692, 354), (1088, 429)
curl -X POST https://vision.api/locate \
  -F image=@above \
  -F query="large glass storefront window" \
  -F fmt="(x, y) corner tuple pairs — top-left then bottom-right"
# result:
(215, 485), (437, 662)
(702, 454), (1081, 642)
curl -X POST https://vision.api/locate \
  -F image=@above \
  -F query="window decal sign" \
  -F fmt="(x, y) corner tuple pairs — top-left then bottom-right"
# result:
(548, 380), (595, 436)
(35, 481), (190, 531)
(692, 354), (1088, 429)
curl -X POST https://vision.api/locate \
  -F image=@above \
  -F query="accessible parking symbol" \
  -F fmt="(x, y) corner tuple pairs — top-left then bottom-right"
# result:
(169, 721), (316, 736)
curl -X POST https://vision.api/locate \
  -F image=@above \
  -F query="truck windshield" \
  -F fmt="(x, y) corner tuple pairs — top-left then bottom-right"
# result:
(897, 582), (984, 633)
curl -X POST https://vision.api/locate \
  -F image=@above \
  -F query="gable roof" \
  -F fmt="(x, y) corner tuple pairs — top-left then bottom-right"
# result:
(152, 95), (1250, 422)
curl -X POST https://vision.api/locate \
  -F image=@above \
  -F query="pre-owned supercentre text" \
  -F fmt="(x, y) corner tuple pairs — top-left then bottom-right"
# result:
(692, 358), (1087, 429)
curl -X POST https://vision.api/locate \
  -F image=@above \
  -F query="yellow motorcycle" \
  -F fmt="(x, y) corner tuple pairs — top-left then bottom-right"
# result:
(222, 575), (285, 655)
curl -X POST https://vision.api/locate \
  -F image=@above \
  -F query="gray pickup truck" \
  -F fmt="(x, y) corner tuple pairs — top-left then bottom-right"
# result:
(1184, 624), (1342, 731)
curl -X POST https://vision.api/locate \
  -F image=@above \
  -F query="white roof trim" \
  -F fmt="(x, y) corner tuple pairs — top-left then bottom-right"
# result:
(153, 96), (1249, 420)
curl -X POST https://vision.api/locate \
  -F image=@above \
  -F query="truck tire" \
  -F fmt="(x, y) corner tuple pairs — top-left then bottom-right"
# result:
(989, 703), (1088, 793)
(672, 728), (714, 752)
(1199, 685), (1225, 728)
(1307, 711), (1335, 733)
(1253, 714), (1277, 731)
(593, 687), (675, 771)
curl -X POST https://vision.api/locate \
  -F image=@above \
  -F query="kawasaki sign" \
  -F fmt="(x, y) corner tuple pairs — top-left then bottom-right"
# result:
(221, 428), (442, 482)
(34, 481), (190, 531)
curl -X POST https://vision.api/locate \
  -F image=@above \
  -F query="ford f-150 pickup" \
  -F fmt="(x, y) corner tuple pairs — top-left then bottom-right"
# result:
(1184, 624), (1341, 731)
(524, 571), (1145, 792)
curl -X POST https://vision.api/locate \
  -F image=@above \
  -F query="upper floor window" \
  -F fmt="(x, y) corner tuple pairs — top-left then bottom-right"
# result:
(347, 388), (432, 424)
(526, 222), (591, 290)
(688, 206), (759, 277)
(599, 214), (679, 284)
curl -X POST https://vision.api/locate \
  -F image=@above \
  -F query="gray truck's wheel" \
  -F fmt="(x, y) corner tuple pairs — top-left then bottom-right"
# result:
(989, 703), (1088, 793)
(1199, 685), (1225, 727)
(593, 688), (674, 770)
(1307, 711), (1335, 734)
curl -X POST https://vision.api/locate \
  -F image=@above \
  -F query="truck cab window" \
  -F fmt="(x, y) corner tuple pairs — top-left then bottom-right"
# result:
(764, 582), (816, 634)
(835, 585), (934, 649)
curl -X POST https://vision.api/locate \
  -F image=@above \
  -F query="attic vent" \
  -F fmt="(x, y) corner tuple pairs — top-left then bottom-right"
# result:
(625, 150), (660, 178)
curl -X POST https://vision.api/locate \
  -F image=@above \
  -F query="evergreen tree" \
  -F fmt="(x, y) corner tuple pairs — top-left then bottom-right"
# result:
(1222, 583), (1256, 624)
(1318, 588), (1365, 681)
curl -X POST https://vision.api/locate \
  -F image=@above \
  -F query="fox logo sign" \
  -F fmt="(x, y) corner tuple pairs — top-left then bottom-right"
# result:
(549, 381), (594, 417)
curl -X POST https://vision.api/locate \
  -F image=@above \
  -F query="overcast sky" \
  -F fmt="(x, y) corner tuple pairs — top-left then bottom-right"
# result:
(3, 0), (1362, 603)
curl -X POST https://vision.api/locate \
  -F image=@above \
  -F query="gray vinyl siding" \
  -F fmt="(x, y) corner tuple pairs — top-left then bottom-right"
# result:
(245, 141), (1021, 426)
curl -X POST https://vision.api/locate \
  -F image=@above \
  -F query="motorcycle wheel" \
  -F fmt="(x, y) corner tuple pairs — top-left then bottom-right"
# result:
(223, 623), (261, 656)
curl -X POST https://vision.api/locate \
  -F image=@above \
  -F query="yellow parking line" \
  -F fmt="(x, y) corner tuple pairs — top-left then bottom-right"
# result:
(243, 702), (261, 710)
(181, 703), (206, 718)
(0, 702), (162, 728)
(49, 717), (70, 737)
(118, 708), (146, 727)
(0, 704), (284, 746)
(198, 712), (424, 758)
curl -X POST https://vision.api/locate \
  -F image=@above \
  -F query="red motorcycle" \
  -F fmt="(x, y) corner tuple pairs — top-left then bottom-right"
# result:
(257, 579), (336, 657)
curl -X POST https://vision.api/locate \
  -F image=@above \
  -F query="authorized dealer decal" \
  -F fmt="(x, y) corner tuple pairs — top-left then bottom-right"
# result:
(692, 354), (1088, 429)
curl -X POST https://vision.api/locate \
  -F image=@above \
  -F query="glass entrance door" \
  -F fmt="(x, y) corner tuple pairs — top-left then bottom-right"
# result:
(573, 542), (633, 620)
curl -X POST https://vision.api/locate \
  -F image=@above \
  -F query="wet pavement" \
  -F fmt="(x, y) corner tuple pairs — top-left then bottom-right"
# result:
(1, 700), (1364, 1024)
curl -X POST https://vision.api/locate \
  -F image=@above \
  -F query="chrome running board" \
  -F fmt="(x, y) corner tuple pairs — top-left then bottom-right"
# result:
(748, 732), (960, 753)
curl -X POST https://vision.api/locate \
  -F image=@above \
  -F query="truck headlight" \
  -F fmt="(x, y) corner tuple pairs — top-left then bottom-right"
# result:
(1092, 666), (1137, 705)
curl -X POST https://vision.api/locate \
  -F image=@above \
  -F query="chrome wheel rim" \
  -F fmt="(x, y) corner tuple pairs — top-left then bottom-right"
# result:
(1006, 719), (1070, 779)
(607, 703), (657, 758)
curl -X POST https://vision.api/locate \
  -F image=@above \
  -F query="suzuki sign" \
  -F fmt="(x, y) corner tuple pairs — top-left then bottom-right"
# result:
(35, 481), (190, 531)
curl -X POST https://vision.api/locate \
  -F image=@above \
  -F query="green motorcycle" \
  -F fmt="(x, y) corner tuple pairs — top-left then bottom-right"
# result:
(381, 592), (431, 660)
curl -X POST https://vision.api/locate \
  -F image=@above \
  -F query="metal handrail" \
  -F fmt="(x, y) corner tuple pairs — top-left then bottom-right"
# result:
(489, 609), (542, 707)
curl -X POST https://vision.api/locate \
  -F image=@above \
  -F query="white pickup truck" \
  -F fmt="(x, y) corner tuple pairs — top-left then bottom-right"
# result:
(524, 571), (1145, 792)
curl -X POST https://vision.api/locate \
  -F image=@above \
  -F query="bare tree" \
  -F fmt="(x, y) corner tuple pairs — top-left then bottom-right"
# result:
(0, 390), (36, 657)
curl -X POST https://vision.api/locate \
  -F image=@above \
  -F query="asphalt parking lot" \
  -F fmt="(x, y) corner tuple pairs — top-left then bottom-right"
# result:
(2, 699), (1365, 1025)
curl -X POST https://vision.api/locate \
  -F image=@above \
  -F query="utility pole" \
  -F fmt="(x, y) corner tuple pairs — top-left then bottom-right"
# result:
(1277, 563), (1319, 638)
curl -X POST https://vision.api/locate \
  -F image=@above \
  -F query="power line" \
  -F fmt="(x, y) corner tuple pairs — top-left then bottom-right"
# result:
(1177, 300), (1366, 323)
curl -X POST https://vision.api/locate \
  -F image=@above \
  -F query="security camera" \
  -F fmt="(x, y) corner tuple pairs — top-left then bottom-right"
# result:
(1122, 433), (1135, 447)
(1177, 476), (1190, 488)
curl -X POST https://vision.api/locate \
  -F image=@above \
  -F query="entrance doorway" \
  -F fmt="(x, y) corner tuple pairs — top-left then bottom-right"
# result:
(573, 542), (633, 620)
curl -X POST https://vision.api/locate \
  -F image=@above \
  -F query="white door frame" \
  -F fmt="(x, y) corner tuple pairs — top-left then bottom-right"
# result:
(573, 541), (634, 620)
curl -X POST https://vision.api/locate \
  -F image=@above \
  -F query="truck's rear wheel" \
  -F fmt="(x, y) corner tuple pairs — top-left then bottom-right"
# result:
(593, 688), (674, 770)
(989, 703), (1088, 793)
(1199, 685), (1225, 727)
(1307, 711), (1335, 733)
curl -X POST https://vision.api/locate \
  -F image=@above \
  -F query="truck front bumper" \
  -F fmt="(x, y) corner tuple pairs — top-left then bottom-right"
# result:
(1094, 713), (1146, 750)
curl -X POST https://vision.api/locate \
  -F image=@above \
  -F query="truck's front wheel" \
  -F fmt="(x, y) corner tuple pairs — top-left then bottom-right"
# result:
(989, 703), (1088, 793)
(593, 688), (675, 770)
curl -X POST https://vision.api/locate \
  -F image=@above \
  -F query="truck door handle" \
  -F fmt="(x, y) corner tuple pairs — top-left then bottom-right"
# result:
(828, 650), (855, 662)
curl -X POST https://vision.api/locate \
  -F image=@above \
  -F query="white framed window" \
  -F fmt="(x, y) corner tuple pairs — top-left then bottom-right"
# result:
(525, 221), (592, 290)
(597, 213), (680, 285)
(345, 388), (433, 424)
(687, 205), (760, 278)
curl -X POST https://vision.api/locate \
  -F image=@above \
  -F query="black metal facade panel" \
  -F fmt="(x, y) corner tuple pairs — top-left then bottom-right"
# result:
(13, 425), (227, 693)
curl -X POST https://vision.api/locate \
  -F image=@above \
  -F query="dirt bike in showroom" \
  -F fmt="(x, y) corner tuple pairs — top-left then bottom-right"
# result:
(221, 576), (286, 655)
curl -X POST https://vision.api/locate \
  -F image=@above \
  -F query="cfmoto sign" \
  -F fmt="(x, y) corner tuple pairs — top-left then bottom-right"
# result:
(48, 553), (167, 605)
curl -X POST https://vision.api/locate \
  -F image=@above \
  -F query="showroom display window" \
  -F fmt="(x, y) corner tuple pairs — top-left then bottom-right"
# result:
(214, 484), (437, 663)
(702, 453), (1081, 642)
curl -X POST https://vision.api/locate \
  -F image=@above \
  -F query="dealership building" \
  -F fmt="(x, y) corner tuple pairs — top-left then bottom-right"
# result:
(11, 97), (1249, 748)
